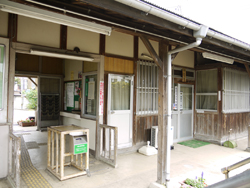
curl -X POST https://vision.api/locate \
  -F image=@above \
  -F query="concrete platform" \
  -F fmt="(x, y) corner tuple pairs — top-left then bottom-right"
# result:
(1, 130), (250, 188)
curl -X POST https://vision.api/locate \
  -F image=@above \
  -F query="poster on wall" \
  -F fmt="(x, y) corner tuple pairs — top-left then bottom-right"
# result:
(99, 81), (104, 115)
(70, 71), (74, 80)
(67, 82), (74, 107)
(87, 100), (92, 113)
(88, 81), (95, 100)
(173, 86), (178, 110)
(75, 81), (79, 95)
(180, 92), (183, 110)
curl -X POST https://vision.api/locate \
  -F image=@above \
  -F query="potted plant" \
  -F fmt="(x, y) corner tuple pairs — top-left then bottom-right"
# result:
(19, 118), (35, 127)
(180, 172), (207, 188)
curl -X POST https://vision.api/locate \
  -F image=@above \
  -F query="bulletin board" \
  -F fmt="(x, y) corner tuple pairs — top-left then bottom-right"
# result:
(64, 81), (82, 112)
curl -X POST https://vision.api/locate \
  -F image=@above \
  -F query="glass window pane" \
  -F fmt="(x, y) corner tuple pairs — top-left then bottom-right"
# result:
(84, 75), (97, 116)
(196, 69), (217, 93)
(0, 45), (5, 109)
(196, 95), (217, 110)
(136, 61), (158, 114)
(181, 86), (192, 110)
(196, 69), (217, 110)
(111, 78), (130, 110)
(223, 68), (250, 112)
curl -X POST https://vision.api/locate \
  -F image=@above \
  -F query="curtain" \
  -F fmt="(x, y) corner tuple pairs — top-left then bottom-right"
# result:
(223, 68), (250, 112)
(111, 78), (130, 110)
(196, 69), (218, 110)
(181, 87), (192, 110)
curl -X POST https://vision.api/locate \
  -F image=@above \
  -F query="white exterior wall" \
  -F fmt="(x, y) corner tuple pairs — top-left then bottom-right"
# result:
(106, 31), (133, 57)
(64, 59), (82, 81)
(67, 27), (100, 54)
(172, 50), (194, 68)
(17, 16), (60, 48)
(138, 38), (159, 60)
(0, 125), (9, 178)
(0, 11), (8, 37)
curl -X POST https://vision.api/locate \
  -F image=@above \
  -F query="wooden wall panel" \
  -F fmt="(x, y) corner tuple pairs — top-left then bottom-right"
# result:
(195, 113), (219, 137)
(196, 112), (250, 143)
(16, 53), (39, 72)
(42, 57), (63, 75)
(135, 115), (158, 144)
(104, 57), (133, 74)
(214, 114), (218, 138)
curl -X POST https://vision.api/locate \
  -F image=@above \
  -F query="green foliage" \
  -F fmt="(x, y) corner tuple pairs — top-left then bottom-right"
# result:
(15, 77), (21, 85)
(23, 89), (37, 109)
(182, 177), (207, 188)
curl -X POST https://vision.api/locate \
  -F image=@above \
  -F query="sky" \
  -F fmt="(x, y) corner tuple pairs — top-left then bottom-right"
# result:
(146, 0), (250, 44)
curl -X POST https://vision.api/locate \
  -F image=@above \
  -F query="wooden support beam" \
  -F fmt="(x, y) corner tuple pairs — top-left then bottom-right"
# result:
(244, 63), (250, 78)
(28, 77), (37, 87)
(134, 36), (139, 60)
(60, 25), (67, 50)
(218, 68), (223, 141)
(99, 34), (106, 55)
(140, 35), (163, 69)
(8, 13), (18, 42)
(171, 45), (180, 62)
(157, 40), (169, 184)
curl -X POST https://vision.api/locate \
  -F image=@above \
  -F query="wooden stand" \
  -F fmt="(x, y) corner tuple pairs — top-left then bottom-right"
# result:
(47, 125), (90, 180)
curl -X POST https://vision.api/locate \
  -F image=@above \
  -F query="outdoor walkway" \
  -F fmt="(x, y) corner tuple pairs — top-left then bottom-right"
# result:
(1, 130), (250, 188)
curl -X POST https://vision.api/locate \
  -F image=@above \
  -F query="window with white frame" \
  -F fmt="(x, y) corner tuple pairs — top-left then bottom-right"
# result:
(82, 73), (97, 117)
(0, 44), (5, 110)
(223, 68), (250, 113)
(136, 60), (158, 115)
(196, 69), (218, 110)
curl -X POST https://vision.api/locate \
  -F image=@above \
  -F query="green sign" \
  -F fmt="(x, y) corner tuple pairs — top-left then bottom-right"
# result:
(74, 143), (88, 154)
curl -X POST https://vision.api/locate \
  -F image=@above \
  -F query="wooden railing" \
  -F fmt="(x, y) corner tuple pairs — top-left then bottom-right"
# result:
(99, 124), (118, 168)
(221, 157), (250, 179)
(8, 133), (21, 188)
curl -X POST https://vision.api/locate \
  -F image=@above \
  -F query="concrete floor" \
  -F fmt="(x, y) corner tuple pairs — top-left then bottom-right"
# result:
(1, 130), (250, 188)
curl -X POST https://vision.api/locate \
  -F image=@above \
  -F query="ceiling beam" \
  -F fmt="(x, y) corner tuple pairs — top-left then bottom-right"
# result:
(243, 63), (250, 78)
(28, 77), (37, 87)
(140, 35), (163, 69)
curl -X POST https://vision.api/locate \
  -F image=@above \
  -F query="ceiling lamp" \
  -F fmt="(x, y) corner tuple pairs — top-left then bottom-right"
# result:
(0, 0), (111, 36)
(202, 52), (234, 64)
(30, 49), (94, 61)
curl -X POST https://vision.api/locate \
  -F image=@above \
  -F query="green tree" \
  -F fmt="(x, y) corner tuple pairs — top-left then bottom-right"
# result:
(23, 89), (37, 109)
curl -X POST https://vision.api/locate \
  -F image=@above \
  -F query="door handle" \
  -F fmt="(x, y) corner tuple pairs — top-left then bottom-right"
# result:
(111, 111), (115, 114)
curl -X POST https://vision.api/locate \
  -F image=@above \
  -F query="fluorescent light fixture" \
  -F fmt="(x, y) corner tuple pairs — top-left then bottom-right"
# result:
(202, 52), (234, 64)
(141, 53), (153, 60)
(30, 49), (94, 61)
(0, 0), (111, 35)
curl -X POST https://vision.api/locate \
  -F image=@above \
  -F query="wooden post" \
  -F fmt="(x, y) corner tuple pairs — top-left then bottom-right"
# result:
(60, 133), (64, 178)
(52, 132), (54, 168)
(47, 130), (51, 168)
(56, 132), (58, 173)
(109, 128), (112, 158)
(247, 125), (250, 152)
(218, 68), (223, 142)
(157, 40), (169, 184)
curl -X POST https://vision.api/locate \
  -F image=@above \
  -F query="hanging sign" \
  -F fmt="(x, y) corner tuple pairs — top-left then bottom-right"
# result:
(99, 81), (104, 115)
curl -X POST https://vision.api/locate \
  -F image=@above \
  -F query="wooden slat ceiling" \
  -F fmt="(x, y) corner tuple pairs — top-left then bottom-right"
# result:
(13, 0), (250, 63)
